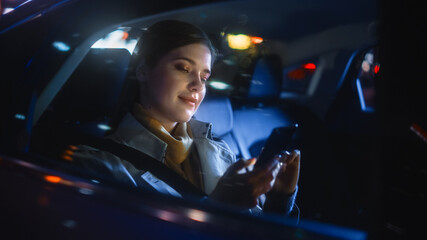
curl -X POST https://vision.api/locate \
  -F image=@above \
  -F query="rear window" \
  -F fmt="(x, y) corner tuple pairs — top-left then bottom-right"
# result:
(282, 61), (318, 94)
(355, 49), (379, 112)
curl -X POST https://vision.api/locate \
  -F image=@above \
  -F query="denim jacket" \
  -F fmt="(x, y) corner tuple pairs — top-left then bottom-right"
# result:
(75, 113), (296, 214)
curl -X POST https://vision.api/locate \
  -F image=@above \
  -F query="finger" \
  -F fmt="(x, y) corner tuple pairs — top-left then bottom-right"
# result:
(253, 156), (279, 174)
(257, 168), (277, 188)
(282, 150), (299, 164)
(288, 149), (301, 164)
(253, 181), (273, 197)
(293, 149), (301, 159)
(249, 157), (280, 182)
(226, 158), (256, 174)
(277, 151), (288, 163)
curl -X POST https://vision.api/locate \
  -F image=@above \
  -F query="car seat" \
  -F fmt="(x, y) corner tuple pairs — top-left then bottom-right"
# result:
(232, 56), (295, 159)
(193, 95), (241, 157)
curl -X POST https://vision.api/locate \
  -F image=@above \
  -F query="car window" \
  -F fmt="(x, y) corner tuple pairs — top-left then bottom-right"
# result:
(355, 49), (378, 112)
(4, 0), (385, 239)
(38, 8), (372, 200)
(281, 60), (318, 94)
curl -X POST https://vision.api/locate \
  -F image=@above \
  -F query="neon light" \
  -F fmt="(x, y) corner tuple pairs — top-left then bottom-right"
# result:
(251, 36), (263, 44)
(227, 34), (251, 50)
(64, 150), (73, 155)
(374, 64), (380, 74)
(14, 114), (26, 120)
(44, 175), (62, 183)
(3, 8), (14, 14)
(52, 41), (71, 52)
(61, 154), (73, 161)
(287, 69), (306, 80)
(303, 63), (316, 70)
(187, 209), (207, 222)
(122, 31), (129, 40)
(356, 78), (366, 111)
(97, 124), (111, 131)
(68, 145), (78, 150)
(208, 80), (231, 90)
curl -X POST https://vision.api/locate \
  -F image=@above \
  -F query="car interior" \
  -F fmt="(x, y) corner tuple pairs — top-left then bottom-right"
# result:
(2, 0), (426, 239)
(23, 0), (381, 235)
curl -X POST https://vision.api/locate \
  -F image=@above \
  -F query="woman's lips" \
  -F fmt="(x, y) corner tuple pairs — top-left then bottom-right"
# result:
(178, 96), (197, 107)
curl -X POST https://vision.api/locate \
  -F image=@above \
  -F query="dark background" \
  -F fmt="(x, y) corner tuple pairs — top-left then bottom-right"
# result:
(376, 0), (426, 239)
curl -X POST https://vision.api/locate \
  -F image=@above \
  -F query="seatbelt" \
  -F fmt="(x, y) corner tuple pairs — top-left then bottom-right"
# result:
(83, 137), (208, 199)
(34, 122), (207, 198)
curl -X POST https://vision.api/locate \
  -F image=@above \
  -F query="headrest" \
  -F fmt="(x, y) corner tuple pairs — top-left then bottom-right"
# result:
(193, 95), (233, 137)
(247, 55), (282, 100)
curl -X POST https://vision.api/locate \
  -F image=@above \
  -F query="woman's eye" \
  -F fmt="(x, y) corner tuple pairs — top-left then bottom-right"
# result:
(201, 75), (210, 83)
(176, 64), (190, 73)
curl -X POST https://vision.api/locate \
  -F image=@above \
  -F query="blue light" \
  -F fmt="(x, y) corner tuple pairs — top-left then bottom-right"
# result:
(15, 114), (26, 120)
(97, 124), (111, 131)
(356, 78), (367, 111)
(208, 80), (231, 90)
(3, 8), (14, 15)
(52, 41), (71, 52)
(91, 179), (100, 184)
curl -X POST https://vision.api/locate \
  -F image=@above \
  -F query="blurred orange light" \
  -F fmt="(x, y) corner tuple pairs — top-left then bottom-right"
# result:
(45, 175), (62, 183)
(62, 154), (73, 161)
(157, 210), (178, 222)
(122, 31), (129, 40)
(64, 150), (74, 155)
(187, 209), (207, 222)
(303, 63), (316, 70)
(251, 36), (263, 44)
(68, 145), (78, 150)
(287, 69), (306, 80)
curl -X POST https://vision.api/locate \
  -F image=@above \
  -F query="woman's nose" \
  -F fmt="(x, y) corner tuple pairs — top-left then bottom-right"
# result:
(189, 72), (204, 92)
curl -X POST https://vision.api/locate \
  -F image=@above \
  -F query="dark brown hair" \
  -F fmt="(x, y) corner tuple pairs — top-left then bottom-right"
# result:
(133, 19), (217, 69)
(113, 20), (217, 127)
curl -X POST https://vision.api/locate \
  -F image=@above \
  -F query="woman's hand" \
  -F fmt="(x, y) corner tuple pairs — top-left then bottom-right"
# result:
(270, 150), (300, 196)
(209, 157), (280, 209)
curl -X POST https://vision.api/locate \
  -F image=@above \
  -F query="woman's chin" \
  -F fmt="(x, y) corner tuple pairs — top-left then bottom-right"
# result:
(180, 111), (195, 122)
(176, 115), (193, 123)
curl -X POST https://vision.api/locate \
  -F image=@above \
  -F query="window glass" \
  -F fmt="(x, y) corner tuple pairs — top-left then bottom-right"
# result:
(282, 61), (318, 94)
(91, 27), (139, 54)
(17, 1), (379, 238)
(355, 49), (379, 112)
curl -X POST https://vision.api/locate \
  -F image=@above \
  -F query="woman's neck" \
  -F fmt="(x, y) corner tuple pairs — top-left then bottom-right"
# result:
(139, 103), (177, 133)
(161, 121), (177, 133)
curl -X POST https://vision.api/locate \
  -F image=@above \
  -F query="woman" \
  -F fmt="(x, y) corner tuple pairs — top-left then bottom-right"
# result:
(76, 20), (300, 214)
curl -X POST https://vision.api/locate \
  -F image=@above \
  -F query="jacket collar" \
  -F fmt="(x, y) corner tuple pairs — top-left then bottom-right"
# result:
(110, 113), (212, 162)
(110, 113), (167, 162)
(188, 118), (213, 139)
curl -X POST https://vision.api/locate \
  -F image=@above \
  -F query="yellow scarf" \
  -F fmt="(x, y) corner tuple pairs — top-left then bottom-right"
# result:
(132, 103), (201, 188)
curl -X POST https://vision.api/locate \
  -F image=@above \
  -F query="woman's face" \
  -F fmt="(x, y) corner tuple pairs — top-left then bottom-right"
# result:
(138, 43), (211, 130)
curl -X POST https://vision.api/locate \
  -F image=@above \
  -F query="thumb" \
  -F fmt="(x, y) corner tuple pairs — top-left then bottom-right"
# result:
(226, 158), (256, 174)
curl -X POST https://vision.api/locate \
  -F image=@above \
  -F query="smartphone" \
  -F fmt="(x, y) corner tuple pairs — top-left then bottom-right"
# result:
(254, 124), (298, 168)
